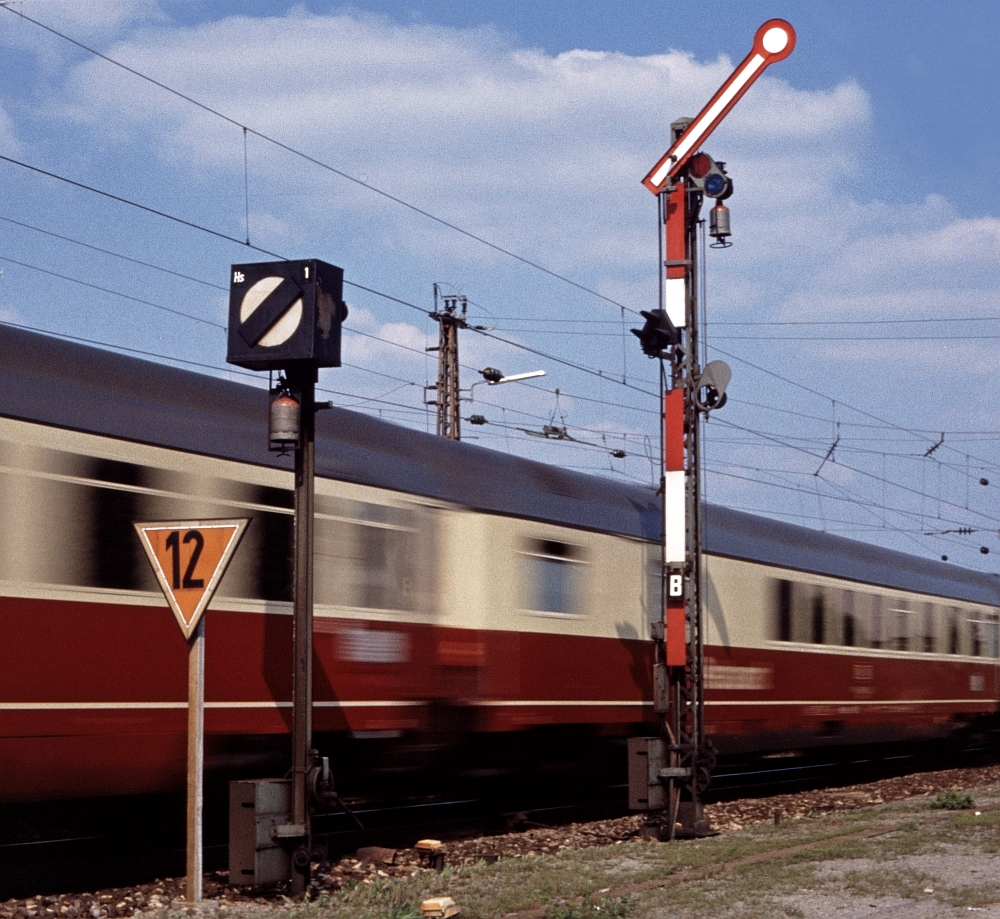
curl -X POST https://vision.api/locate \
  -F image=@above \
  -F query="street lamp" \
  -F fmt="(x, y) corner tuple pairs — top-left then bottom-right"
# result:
(469, 368), (545, 401)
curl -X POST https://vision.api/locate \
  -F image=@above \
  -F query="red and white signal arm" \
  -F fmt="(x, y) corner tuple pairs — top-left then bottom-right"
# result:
(643, 20), (796, 194)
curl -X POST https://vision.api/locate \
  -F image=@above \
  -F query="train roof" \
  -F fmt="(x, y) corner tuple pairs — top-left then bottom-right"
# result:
(1, 323), (996, 608)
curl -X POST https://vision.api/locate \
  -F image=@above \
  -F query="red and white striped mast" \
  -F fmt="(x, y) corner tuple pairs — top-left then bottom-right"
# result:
(636, 19), (795, 839)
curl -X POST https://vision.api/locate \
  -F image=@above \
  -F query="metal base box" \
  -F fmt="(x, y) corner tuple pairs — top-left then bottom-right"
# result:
(229, 778), (292, 886)
(627, 736), (668, 810)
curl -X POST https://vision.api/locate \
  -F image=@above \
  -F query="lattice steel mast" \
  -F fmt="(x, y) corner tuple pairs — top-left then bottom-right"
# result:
(427, 284), (468, 440)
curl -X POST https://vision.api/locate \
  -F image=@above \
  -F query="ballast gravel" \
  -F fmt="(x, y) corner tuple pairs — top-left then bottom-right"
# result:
(3, 763), (1000, 919)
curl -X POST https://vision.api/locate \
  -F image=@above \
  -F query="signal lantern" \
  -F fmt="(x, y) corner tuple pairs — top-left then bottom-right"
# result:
(686, 152), (732, 199)
(269, 386), (300, 453)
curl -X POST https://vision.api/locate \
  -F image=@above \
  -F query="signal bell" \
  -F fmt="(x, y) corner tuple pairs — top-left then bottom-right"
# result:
(709, 202), (732, 248)
(269, 385), (300, 453)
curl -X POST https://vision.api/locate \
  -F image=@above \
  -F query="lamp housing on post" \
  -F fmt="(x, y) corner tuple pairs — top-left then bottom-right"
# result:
(694, 360), (732, 412)
(228, 259), (347, 370)
(685, 153), (732, 200)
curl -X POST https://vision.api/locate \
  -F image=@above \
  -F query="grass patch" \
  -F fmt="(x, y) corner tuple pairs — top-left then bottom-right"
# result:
(784, 838), (872, 862)
(839, 867), (936, 900)
(951, 808), (1000, 827)
(930, 789), (975, 810)
(943, 884), (1000, 908)
(544, 894), (633, 919)
(209, 786), (1000, 919)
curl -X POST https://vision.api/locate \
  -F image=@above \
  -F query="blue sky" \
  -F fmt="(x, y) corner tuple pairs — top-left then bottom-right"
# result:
(2, 0), (1000, 569)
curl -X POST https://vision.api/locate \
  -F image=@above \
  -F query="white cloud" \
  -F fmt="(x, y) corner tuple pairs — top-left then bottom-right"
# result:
(0, 0), (164, 64)
(8, 0), (163, 36)
(47, 8), (869, 282)
(0, 102), (23, 155)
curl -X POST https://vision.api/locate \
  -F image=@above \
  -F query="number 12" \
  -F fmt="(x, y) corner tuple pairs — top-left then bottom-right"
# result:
(165, 529), (205, 590)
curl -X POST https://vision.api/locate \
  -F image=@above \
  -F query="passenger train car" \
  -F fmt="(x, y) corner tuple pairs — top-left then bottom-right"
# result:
(0, 324), (998, 804)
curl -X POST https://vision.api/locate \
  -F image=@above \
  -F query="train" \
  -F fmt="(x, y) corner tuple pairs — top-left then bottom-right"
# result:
(1, 323), (998, 807)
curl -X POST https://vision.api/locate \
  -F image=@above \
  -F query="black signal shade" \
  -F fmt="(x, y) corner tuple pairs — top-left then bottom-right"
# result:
(632, 309), (680, 359)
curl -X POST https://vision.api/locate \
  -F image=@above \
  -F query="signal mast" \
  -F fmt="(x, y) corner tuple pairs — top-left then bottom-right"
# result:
(630, 20), (796, 839)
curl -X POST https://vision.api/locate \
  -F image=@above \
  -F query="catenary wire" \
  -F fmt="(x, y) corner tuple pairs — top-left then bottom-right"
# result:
(712, 416), (1000, 526)
(710, 343), (1000, 479)
(0, 4), (641, 318)
(0, 253), (226, 330)
(0, 152), (659, 404)
(0, 214), (228, 290)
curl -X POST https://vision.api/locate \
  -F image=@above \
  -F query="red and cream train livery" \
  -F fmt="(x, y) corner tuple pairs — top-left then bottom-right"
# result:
(0, 325), (997, 803)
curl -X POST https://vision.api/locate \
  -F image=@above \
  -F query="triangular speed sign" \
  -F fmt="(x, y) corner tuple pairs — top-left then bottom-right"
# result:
(135, 518), (250, 639)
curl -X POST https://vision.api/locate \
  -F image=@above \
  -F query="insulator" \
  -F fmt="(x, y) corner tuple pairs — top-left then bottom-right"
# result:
(709, 202), (731, 241)
(269, 392), (300, 447)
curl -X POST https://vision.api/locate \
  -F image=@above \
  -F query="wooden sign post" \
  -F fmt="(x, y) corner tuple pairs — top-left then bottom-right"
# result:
(135, 519), (249, 903)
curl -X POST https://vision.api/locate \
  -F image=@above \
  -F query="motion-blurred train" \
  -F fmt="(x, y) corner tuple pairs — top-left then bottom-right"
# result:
(1, 324), (998, 804)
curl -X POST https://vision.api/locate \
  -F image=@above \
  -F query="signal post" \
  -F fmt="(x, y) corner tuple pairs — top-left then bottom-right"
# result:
(629, 20), (795, 839)
(228, 259), (347, 893)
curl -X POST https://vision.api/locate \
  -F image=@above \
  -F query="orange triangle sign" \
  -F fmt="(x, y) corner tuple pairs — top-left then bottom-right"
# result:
(135, 519), (250, 639)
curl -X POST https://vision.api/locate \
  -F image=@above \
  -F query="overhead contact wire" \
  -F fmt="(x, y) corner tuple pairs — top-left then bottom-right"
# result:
(0, 5), (640, 318)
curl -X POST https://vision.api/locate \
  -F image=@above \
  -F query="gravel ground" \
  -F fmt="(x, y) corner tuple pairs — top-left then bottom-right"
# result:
(732, 846), (1000, 919)
(3, 763), (1000, 919)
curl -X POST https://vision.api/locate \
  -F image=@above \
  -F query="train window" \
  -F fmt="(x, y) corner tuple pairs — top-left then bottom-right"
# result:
(314, 503), (421, 612)
(986, 615), (1000, 659)
(772, 579), (838, 644)
(970, 618), (983, 657)
(355, 524), (416, 610)
(944, 606), (959, 654)
(523, 539), (585, 616)
(947, 607), (960, 654)
(255, 510), (294, 602)
(0, 443), (97, 587)
(869, 594), (884, 649)
(644, 546), (662, 624)
(774, 579), (792, 641)
(842, 591), (856, 647)
(811, 592), (825, 644)
(790, 582), (815, 642)
(921, 603), (935, 653)
(890, 600), (910, 651)
(88, 459), (149, 591)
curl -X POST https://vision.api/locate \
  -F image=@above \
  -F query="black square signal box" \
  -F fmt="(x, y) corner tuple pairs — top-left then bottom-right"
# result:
(227, 259), (345, 370)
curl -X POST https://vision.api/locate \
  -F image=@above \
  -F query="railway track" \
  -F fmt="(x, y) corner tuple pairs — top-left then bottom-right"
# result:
(2, 746), (996, 906)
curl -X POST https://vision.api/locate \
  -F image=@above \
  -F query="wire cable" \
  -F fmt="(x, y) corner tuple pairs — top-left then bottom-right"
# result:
(0, 4), (641, 317)
(0, 253), (225, 330)
(0, 214), (228, 289)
